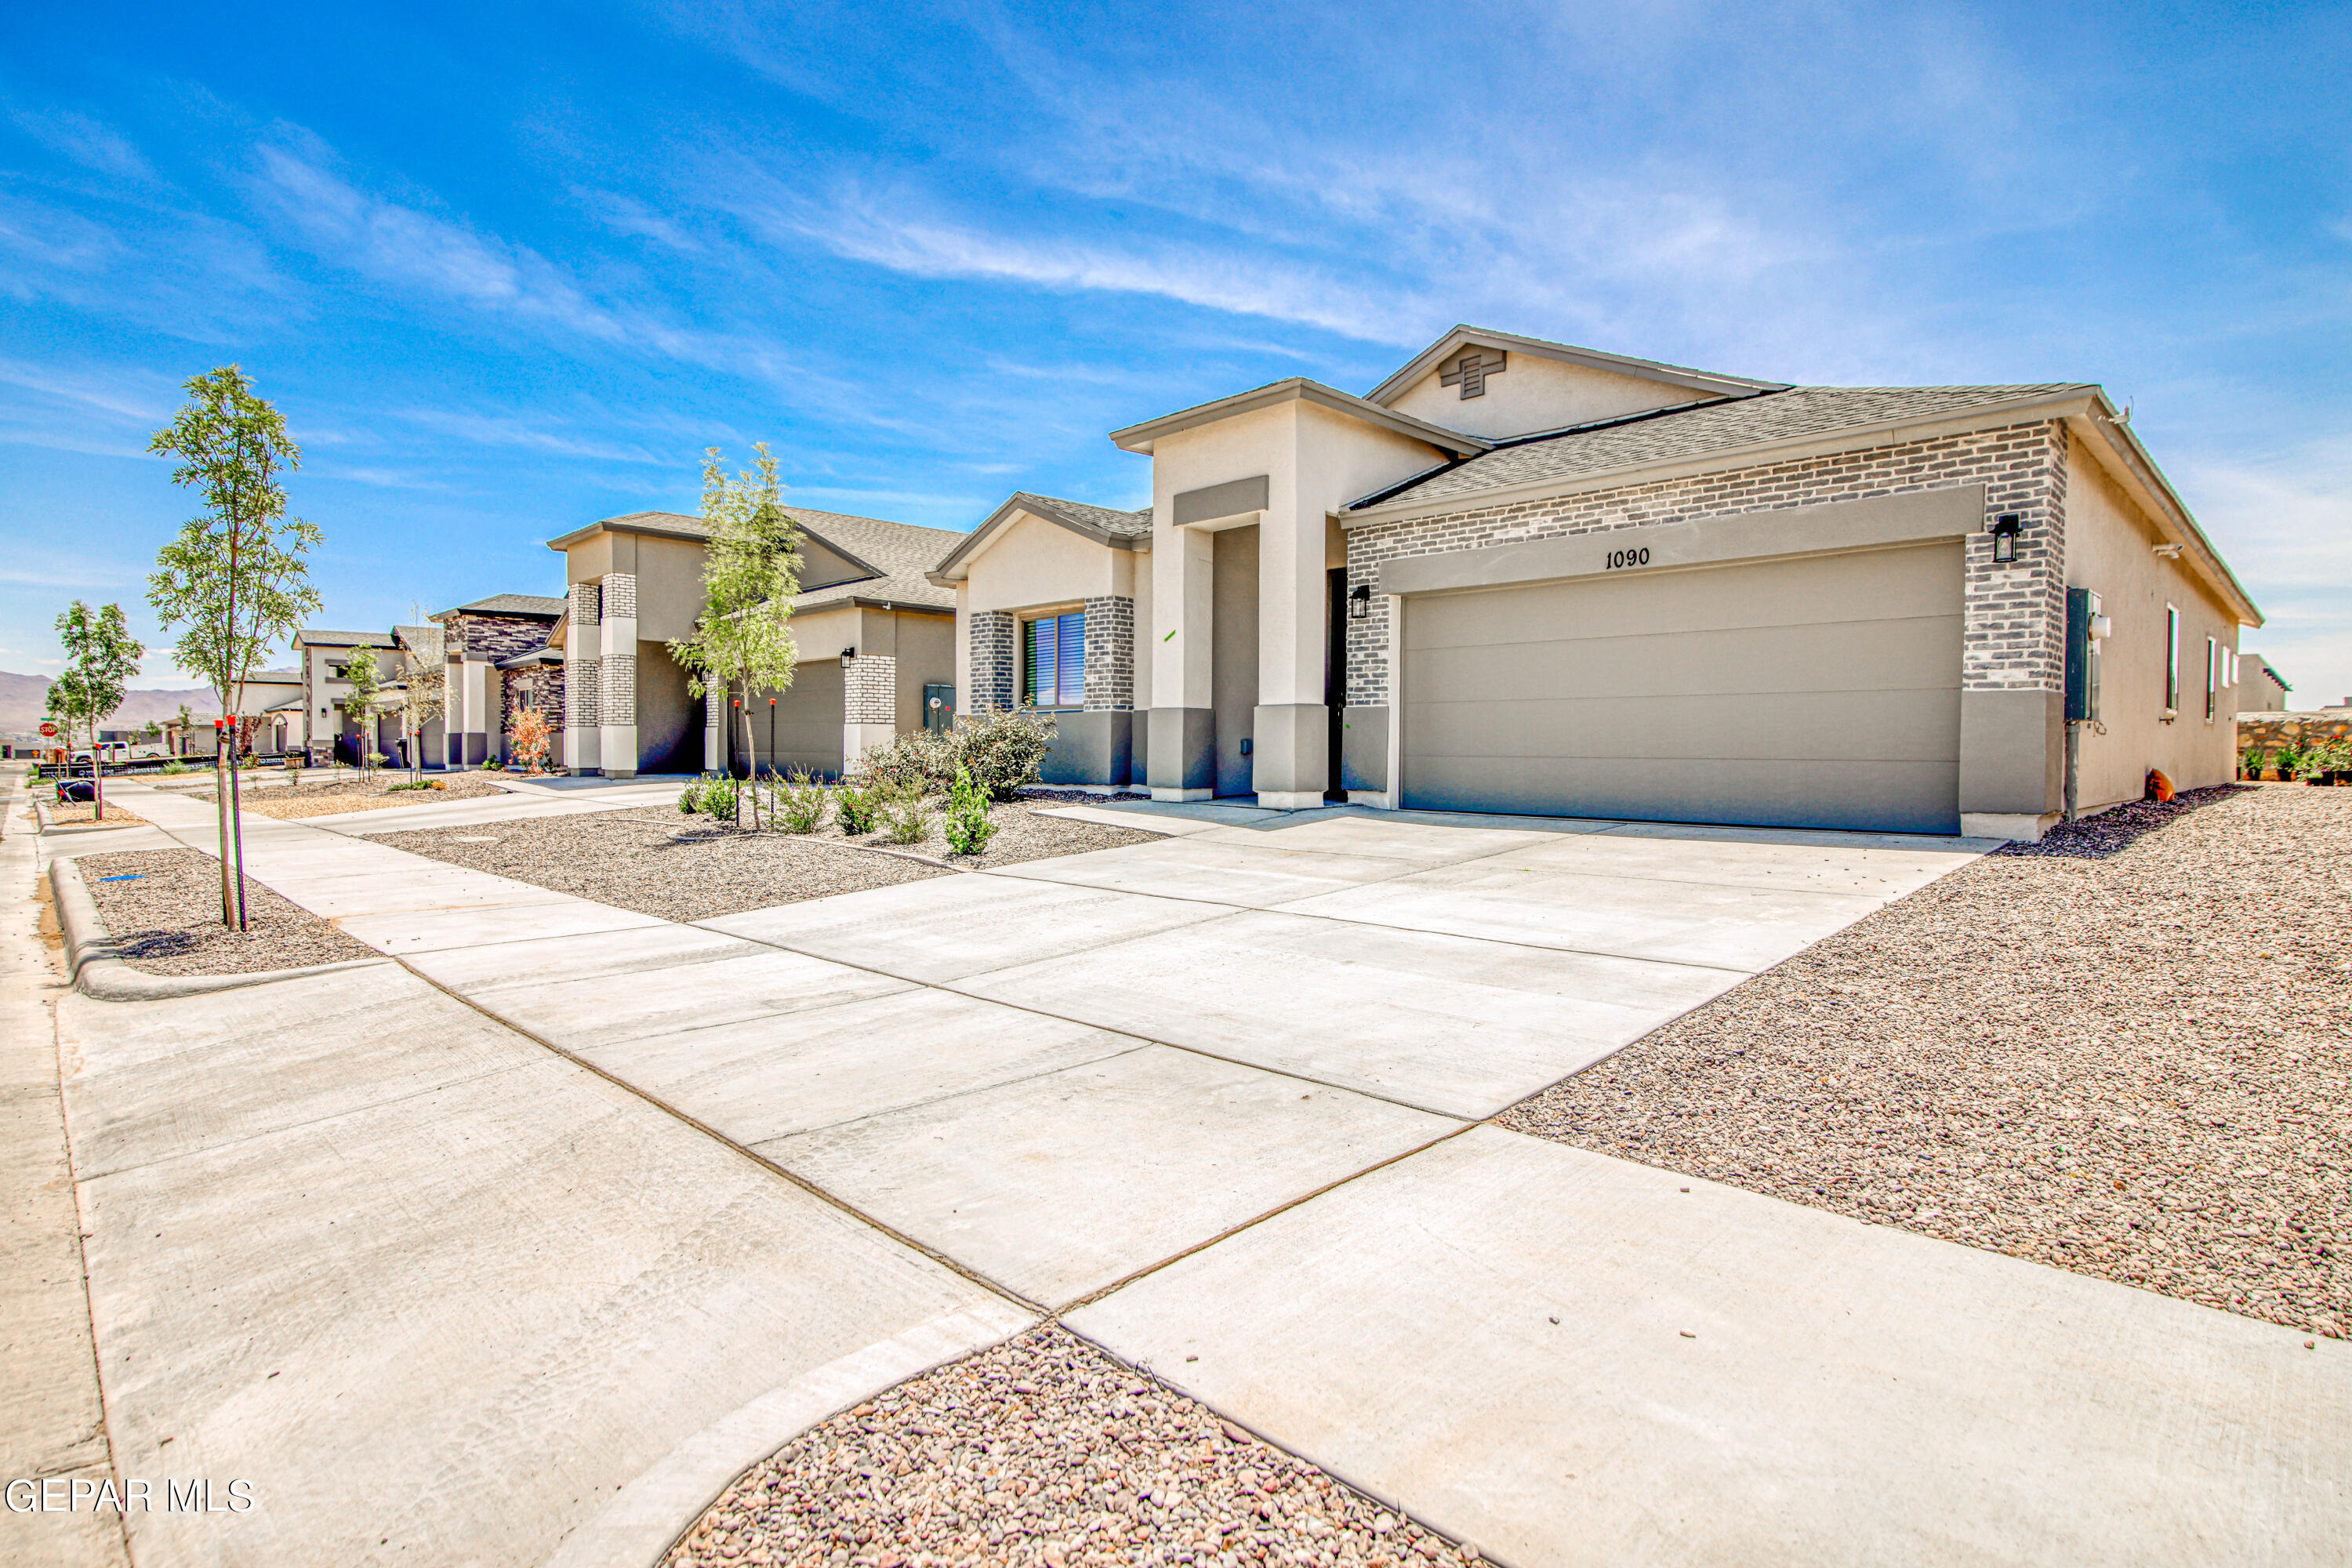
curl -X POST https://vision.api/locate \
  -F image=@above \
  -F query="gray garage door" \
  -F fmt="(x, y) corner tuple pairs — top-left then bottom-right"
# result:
(1399, 542), (1963, 833)
(746, 659), (845, 779)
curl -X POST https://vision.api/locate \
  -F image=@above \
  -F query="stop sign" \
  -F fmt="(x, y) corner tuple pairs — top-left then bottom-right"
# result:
(38, 721), (56, 738)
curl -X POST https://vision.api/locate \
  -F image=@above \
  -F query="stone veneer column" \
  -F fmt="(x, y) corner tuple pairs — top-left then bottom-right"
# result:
(597, 572), (638, 777)
(564, 581), (601, 773)
(843, 655), (897, 775)
(703, 688), (724, 775)
(968, 612), (1015, 713)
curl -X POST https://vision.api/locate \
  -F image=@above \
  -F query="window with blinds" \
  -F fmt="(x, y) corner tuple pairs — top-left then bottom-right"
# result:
(1023, 612), (1087, 708)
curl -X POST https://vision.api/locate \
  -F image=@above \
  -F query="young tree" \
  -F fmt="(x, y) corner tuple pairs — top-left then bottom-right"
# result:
(51, 603), (143, 821)
(340, 647), (383, 774)
(397, 619), (445, 782)
(667, 445), (803, 830)
(147, 365), (322, 926)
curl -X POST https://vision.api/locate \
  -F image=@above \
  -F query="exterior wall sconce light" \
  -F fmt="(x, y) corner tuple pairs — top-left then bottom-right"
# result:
(840, 647), (857, 668)
(1990, 513), (2023, 564)
(1348, 583), (1371, 619)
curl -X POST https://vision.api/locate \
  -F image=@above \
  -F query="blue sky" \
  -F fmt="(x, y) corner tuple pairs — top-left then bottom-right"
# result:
(2, 1), (2348, 702)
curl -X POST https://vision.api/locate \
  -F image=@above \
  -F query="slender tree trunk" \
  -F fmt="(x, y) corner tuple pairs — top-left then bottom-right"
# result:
(741, 677), (760, 829)
(227, 729), (249, 931)
(214, 716), (234, 925)
(89, 718), (103, 822)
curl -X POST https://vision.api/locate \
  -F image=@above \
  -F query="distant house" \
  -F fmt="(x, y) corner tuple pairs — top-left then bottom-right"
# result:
(426, 594), (567, 768)
(2236, 652), (2291, 712)
(292, 630), (400, 763)
(544, 509), (957, 778)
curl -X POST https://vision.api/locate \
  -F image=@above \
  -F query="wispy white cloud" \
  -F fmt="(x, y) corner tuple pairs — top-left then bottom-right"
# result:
(5, 103), (157, 181)
(389, 405), (673, 465)
(745, 180), (1432, 344)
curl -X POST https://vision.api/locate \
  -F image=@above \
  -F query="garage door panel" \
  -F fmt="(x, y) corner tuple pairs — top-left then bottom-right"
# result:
(1403, 615), (1962, 702)
(751, 661), (845, 777)
(1408, 547), (1962, 650)
(1403, 756), (1962, 835)
(1403, 688), (1961, 764)
(1397, 542), (1962, 833)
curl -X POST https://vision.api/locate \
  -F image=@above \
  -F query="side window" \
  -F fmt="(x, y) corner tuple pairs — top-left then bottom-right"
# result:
(2205, 637), (2217, 720)
(1022, 611), (1087, 708)
(2163, 605), (2180, 714)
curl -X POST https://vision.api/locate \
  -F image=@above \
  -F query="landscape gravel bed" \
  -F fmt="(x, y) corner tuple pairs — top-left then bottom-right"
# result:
(666, 1325), (1475, 1568)
(198, 770), (513, 819)
(369, 811), (951, 923)
(75, 846), (379, 977)
(42, 800), (151, 829)
(1501, 785), (2352, 1338)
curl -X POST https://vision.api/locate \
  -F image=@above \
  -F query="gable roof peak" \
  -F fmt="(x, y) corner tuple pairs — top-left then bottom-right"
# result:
(1367, 325), (1788, 408)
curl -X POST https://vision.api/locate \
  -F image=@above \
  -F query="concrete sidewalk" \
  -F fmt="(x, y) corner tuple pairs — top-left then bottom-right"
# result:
(0, 773), (128, 1568)
(17, 776), (1031, 1568)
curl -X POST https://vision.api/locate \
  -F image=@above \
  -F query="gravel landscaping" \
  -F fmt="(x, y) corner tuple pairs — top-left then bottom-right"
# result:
(371, 811), (953, 923)
(42, 800), (150, 829)
(1501, 784), (2352, 1338)
(372, 799), (1164, 924)
(666, 1325), (1473, 1568)
(198, 770), (514, 819)
(74, 847), (379, 977)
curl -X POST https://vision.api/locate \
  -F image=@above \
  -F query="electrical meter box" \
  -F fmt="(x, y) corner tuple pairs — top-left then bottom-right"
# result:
(2066, 589), (2102, 722)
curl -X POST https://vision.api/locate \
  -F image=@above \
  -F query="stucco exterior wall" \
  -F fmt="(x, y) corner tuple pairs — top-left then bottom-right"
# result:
(1386, 353), (1701, 442)
(2063, 441), (2241, 808)
(891, 609), (955, 732)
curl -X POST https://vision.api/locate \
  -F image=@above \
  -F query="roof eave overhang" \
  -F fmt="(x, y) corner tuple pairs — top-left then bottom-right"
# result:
(546, 516), (708, 552)
(1109, 379), (1490, 458)
(1364, 325), (1791, 408)
(2065, 394), (2263, 626)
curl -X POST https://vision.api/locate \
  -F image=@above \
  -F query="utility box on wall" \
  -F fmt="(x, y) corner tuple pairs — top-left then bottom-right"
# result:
(2066, 588), (2103, 723)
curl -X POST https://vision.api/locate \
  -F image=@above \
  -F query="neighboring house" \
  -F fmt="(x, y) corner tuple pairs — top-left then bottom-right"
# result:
(545, 507), (960, 779)
(168, 668), (304, 756)
(927, 493), (1154, 785)
(292, 630), (401, 763)
(426, 594), (567, 766)
(940, 325), (2259, 838)
(2236, 652), (2291, 712)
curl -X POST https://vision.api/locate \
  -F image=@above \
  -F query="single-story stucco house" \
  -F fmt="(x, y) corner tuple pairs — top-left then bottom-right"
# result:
(546, 506), (961, 779)
(931, 325), (2260, 840)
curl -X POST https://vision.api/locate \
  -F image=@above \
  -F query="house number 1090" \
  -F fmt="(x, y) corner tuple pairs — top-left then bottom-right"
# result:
(1605, 546), (1650, 571)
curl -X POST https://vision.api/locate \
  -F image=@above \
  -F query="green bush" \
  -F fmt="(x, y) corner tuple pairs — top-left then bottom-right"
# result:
(942, 764), (997, 855)
(679, 773), (741, 820)
(834, 779), (881, 834)
(388, 780), (434, 792)
(845, 707), (1056, 804)
(160, 758), (190, 775)
(774, 768), (827, 833)
(880, 782), (931, 845)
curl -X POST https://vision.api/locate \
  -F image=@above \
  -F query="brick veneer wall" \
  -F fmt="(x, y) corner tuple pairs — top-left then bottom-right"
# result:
(1343, 419), (2068, 706)
(970, 611), (1015, 713)
(1082, 595), (1134, 710)
(565, 583), (601, 731)
(845, 655), (897, 724)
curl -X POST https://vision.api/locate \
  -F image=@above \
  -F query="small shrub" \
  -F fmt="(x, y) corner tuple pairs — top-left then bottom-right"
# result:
(855, 728), (949, 797)
(835, 780), (881, 834)
(160, 758), (190, 775)
(942, 764), (997, 856)
(954, 707), (1057, 801)
(679, 773), (741, 821)
(774, 768), (827, 833)
(388, 780), (434, 792)
(880, 782), (931, 845)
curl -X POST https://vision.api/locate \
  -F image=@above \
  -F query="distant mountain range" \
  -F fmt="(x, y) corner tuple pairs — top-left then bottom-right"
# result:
(0, 672), (223, 736)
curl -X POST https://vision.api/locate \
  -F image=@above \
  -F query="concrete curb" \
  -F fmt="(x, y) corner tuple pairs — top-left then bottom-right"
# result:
(48, 855), (390, 1002)
(542, 1301), (1036, 1568)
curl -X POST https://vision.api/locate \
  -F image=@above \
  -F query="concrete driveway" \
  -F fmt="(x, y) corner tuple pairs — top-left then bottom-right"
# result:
(38, 783), (2350, 1567)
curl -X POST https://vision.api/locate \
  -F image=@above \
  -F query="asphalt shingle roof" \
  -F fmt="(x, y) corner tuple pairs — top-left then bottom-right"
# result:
(589, 507), (960, 612)
(1362, 384), (2089, 509)
(437, 593), (567, 618)
(297, 629), (400, 648)
(1011, 492), (1152, 540)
